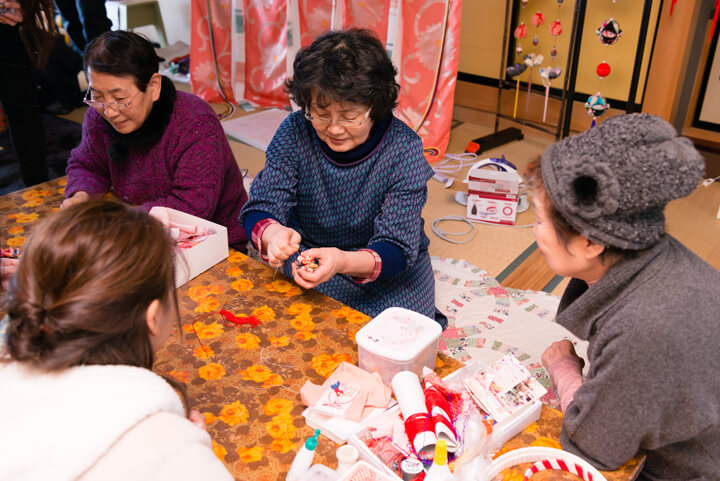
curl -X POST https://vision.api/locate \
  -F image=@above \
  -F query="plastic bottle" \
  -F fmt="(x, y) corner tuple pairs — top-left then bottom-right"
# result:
(425, 439), (455, 481)
(286, 429), (321, 481)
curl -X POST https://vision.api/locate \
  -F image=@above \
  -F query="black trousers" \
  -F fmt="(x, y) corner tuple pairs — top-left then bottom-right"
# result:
(0, 30), (49, 187)
(54, 0), (112, 54)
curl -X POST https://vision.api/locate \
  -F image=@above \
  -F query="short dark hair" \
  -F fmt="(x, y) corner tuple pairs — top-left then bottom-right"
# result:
(83, 30), (163, 91)
(525, 157), (639, 264)
(286, 29), (400, 122)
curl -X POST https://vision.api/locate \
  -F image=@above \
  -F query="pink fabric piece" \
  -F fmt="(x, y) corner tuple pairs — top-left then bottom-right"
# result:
(300, 362), (392, 422)
(548, 357), (584, 413)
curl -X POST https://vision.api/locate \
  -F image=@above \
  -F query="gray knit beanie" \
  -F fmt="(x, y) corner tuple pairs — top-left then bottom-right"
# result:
(541, 113), (705, 250)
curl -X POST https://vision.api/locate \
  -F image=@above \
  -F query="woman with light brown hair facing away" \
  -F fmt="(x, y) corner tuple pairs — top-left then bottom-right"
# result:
(0, 200), (233, 481)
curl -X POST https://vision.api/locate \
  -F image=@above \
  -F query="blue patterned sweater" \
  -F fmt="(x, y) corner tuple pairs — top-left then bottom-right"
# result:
(240, 111), (435, 317)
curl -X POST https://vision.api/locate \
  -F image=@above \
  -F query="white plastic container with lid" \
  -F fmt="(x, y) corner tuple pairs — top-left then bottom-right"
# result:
(356, 307), (442, 387)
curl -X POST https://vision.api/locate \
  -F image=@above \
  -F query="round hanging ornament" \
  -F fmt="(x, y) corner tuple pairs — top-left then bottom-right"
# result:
(597, 18), (622, 45)
(596, 61), (610, 78)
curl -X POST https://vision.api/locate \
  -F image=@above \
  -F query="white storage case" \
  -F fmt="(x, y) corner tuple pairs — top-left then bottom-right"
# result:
(347, 361), (542, 481)
(356, 307), (442, 387)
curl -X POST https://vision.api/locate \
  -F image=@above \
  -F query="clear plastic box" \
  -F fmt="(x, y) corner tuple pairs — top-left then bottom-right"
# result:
(355, 307), (442, 387)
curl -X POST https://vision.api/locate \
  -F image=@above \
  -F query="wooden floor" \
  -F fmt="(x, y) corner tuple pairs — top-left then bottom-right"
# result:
(60, 100), (720, 296)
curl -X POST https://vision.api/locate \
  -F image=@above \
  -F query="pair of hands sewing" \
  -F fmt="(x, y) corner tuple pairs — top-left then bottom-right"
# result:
(0, 1), (23, 26)
(262, 222), (374, 289)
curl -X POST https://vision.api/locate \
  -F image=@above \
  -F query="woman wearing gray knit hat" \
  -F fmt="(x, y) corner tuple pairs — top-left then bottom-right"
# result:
(526, 113), (720, 481)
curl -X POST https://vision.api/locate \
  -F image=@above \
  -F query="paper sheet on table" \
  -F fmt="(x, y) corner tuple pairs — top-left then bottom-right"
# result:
(221, 108), (289, 151)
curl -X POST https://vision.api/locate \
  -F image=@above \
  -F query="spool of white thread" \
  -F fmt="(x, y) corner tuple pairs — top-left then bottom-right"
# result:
(335, 444), (359, 478)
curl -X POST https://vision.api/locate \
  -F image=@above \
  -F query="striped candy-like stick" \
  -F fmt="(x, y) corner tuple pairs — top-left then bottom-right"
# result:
(524, 458), (595, 481)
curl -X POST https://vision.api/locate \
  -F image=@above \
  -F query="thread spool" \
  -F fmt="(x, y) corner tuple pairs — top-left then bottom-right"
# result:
(401, 458), (425, 481)
(335, 444), (359, 478)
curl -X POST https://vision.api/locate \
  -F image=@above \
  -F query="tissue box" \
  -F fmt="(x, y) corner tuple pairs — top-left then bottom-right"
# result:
(150, 207), (229, 287)
(466, 168), (519, 225)
(356, 307), (441, 387)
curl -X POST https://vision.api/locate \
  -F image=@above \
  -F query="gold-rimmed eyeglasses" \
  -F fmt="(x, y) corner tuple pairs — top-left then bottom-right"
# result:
(304, 108), (371, 128)
(83, 90), (141, 112)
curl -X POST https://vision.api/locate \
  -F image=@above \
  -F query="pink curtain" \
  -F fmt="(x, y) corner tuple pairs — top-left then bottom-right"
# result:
(190, 0), (463, 161)
(243, 0), (290, 107)
(189, 0), (236, 103)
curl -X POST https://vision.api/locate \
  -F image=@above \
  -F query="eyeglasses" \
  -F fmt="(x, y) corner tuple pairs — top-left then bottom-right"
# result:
(304, 108), (370, 128)
(83, 90), (141, 112)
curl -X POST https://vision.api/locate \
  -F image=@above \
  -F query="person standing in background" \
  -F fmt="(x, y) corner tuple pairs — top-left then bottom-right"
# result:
(0, 0), (56, 187)
(53, 0), (111, 55)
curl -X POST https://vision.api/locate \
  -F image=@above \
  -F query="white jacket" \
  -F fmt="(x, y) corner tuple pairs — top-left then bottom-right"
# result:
(0, 361), (233, 481)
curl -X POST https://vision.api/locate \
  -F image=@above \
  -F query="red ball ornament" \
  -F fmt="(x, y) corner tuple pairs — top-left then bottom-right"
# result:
(596, 61), (611, 78)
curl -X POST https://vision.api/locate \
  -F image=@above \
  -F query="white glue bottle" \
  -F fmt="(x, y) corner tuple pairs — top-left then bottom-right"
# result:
(286, 429), (320, 481)
(425, 439), (455, 481)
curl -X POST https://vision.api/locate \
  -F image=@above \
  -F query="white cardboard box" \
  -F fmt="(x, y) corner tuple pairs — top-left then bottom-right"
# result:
(150, 207), (229, 287)
(466, 168), (519, 226)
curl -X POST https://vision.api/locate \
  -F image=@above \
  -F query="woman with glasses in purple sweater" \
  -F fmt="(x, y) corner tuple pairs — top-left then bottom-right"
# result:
(63, 30), (248, 250)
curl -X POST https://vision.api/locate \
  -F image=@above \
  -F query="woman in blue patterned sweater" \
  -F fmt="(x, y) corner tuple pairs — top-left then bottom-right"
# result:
(240, 29), (435, 318)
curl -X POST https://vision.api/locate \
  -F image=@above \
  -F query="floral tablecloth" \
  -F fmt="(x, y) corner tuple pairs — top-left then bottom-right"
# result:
(1, 179), (642, 481)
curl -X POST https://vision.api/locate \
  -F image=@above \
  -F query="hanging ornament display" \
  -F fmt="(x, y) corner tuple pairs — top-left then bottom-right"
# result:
(585, 92), (609, 127)
(523, 53), (543, 110)
(549, 19), (562, 60)
(531, 12), (545, 48)
(596, 18), (622, 45)
(521, 0), (529, 7)
(539, 67), (562, 123)
(514, 22), (528, 55)
(507, 63), (528, 119)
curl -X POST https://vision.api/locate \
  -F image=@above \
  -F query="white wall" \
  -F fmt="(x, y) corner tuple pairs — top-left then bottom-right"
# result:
(106, 0), (191, 46)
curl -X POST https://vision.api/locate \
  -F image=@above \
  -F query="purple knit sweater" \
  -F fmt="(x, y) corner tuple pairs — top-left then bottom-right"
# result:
(65, 86), (247, 248)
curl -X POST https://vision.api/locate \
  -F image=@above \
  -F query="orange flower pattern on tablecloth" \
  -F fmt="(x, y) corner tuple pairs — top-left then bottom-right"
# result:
(346, 310), (370, 324)
(530, 436), (561, 449)
(219, 400), (249, 426)
(265, 413), (297, 439)
(228, 251), (248, 263)
(284, 286), (303, 297)
(271, 438), (296, 454)
(266, 279), (293, 293)
(10, 213), (39, 223)
(169, 370), (190, 384)
(212, 440), (227, 461)
(235, 332), (260, 350)
(199, 362), (226, 380)
(226, 266), (244, 277)
(58, 188), (65, 195)
(347, 328), (360, 341)
(188, 321), (224, 339)
(239, 364), (284, 388)
(295, 331), (316, 341)
(22, 198), (43, 207)
(194, 296), (220, 313)
(287, 302), (312, 315)
(311, 353), (352, 378)
(7, 226), (23, 235)
(269, 335), (290, 347)
(232, 278), (254, 292)
(193, 345), (215, 359)
(264, 398), (293, 416)
(6, 237), (24, 247)
(20, 189), (51, 200)
(204, 412), (217, 424)
(237, 446), (263, 464)
(252, 305), (275, 322)
(290, 313), (315, 332)
(57, 178), (67, 186)
(331, 306), (352, 318)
